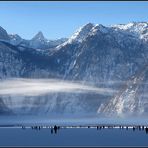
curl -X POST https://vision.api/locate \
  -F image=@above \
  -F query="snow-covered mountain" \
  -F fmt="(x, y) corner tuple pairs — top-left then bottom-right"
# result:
(0, 22), (148, 116)
(56, 23), (95, 49)
(112, 22), (148, 41)
(8, 30), (67, 49)
(29, 31), (51, 49)
(53, 22), (148, 82)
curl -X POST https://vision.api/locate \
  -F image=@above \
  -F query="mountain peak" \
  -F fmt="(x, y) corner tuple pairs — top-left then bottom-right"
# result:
(9, 33), (22, 39)
(32, 31), (46, 41)
(0, 26), (10, 41)
(67, 22), (95, 43)
(55, 23), (95, 49)
(82, 22), (94, 28)
(9, 34), (23, 45)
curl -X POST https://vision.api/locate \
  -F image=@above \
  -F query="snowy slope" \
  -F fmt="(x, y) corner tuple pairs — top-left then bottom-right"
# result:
(9, 34), (23, 45)
(0, 40), (61, 79)
(112, 22), (148, 41)
(97, 64), (148, 117)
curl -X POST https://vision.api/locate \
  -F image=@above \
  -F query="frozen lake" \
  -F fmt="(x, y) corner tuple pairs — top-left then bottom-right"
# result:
(0, 127), (148, 146)
(0, 115), (148, 146)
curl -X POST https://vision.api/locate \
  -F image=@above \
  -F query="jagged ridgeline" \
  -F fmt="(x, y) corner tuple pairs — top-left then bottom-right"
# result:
(0, 22), (148, 116)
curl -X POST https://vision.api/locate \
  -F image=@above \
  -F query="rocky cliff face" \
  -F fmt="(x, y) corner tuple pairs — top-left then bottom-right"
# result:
(0, 26), (10, 41)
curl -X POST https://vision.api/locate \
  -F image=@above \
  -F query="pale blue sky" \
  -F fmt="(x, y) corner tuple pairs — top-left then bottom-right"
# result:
(0, 1), (147, 39)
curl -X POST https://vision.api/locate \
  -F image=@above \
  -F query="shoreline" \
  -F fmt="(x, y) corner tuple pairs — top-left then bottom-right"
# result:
(0, 124), (148, 129)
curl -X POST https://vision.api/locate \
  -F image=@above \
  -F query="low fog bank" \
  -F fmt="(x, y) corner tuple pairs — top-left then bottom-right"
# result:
(0, 78), (147, 117)
(0, 78), (118, 97)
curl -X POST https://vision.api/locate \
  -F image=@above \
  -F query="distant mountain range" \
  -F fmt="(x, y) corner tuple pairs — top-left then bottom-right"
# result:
(0, 26), (67, 49)
(0, 22), (148, 116)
